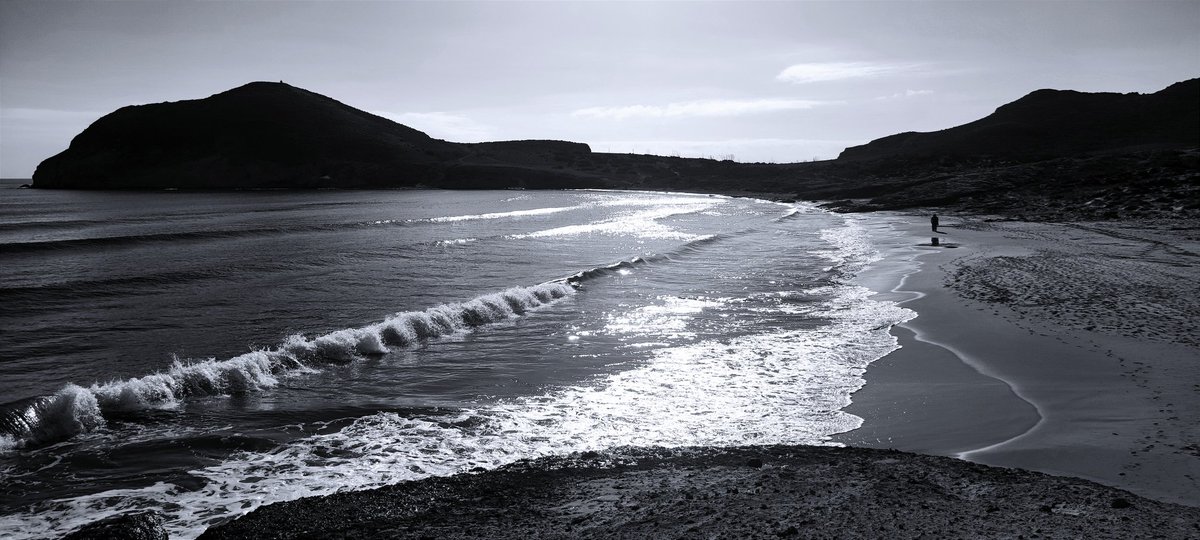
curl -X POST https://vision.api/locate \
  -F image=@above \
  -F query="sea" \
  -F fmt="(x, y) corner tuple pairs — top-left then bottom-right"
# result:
(0, 183), (912, 538)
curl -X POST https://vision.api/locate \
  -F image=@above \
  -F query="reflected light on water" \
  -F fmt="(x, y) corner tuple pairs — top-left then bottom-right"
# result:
(604, 296), (723, 340)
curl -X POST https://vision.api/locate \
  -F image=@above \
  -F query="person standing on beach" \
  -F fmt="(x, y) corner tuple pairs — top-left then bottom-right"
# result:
(931, 214), (939, 232)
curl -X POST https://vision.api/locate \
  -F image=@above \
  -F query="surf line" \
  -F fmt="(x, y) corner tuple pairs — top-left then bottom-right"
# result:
(1, 239), (703, 450)
(0, 280), (579, 450)
(870, 220), (1047, 460)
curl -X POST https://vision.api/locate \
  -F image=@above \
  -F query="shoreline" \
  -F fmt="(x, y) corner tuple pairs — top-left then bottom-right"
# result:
(835, 215), (1041, 457)
(841, 213), (1200, 506)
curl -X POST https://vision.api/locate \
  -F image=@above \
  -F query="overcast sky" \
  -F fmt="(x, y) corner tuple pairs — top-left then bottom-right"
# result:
(1, 1), (1197, 177)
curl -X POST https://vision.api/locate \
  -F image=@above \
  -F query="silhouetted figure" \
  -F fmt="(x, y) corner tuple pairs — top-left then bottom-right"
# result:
(931, 214), (939, 232)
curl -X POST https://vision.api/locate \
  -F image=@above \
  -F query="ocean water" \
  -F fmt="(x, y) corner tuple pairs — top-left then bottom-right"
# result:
(0, 186), (912, 538)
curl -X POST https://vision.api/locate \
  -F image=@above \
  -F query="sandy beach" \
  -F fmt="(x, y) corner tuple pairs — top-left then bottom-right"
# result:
(840, 213), (1200, 506)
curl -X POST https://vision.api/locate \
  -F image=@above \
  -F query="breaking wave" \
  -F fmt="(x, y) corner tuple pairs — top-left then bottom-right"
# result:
(0, 281), (575, 450)
(0, 224), (751, 453)
(0, 222), (748, 452)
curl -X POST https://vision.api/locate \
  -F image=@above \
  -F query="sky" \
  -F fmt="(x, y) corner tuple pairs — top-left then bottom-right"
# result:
(1, 1), (1197, 177)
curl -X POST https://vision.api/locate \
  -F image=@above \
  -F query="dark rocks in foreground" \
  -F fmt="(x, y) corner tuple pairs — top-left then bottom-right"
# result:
(198, 445), (1200, 539)
(62, 511), (168, 540)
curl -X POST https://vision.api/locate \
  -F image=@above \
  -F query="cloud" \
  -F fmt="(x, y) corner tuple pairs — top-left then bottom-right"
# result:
(875, 89), (935, 100)
(372, 111), (495, 141)
(585, 138), (866, 163)
(571, 98), (833, 120)
(776, 62), (918, 84)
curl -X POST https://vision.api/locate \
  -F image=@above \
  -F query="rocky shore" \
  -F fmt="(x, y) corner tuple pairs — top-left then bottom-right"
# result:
(197, 446), (1199, 539)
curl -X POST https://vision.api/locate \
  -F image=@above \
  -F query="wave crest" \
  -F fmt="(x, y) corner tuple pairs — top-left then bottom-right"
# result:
(0, 281), (575, 450)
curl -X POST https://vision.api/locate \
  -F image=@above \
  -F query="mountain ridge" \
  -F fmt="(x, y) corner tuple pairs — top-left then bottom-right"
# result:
(30, 78), (1200, 221)
(839, 78), (1198, 161)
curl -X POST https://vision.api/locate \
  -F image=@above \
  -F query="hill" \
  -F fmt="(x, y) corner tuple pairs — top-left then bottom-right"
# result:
(32, 82), (601, 190)
(839, 79), (1198, 161)
(31, 79), (1200, 221)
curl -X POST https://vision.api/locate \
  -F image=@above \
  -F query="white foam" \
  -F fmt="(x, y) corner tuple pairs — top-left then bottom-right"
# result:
(435, 238), (477, 246)
(429, 205), (583, 223)
(0, 434), (18, 454)
(510, 203), (718, 240)
(90, 352), (282, 412)
(776, 207), (801, 221)
(595, 195), (722, 207)
(25, 385), (106, 443)
(818, 215), (882, 278)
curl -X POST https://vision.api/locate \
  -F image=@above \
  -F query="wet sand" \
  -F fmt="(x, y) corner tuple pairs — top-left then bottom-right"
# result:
(840, 214), (1200, 506)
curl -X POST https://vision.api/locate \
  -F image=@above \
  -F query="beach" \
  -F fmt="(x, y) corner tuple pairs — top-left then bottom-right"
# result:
(840, 213), (1200, 506)
(194, 211), (1200, 538)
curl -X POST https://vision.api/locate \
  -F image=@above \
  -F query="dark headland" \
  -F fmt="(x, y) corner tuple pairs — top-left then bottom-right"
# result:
(41, 79), (1200, 538)
(33, 78), (1199, 221)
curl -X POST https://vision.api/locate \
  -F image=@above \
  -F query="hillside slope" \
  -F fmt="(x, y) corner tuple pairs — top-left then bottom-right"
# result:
(34, 82), (453, 189)
(839, 78), (1199, 161)
(32, 82), (601, 189)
